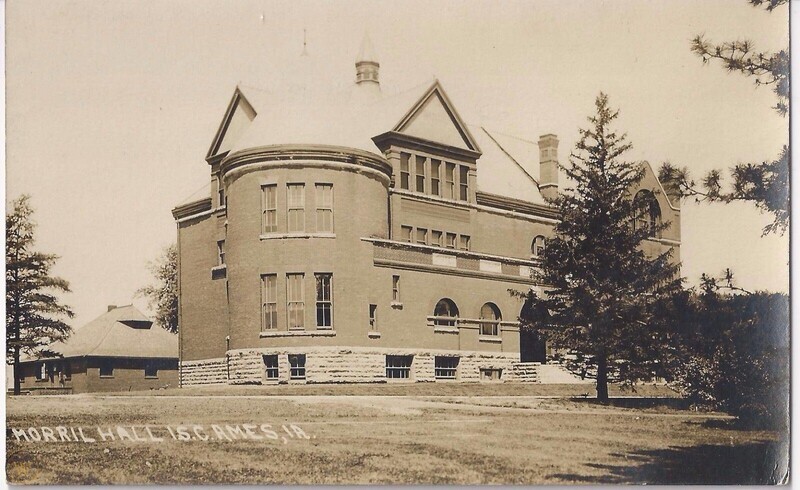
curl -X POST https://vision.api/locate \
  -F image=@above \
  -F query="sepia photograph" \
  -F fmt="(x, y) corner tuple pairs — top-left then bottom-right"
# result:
(4, 0), (790, 485)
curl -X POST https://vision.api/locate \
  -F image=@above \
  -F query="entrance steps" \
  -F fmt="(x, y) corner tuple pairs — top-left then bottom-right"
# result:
(511, 362), (540, 382)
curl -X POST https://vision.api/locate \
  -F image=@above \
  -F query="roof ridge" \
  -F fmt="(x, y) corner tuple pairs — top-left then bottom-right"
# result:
(480, 127), (539, 187)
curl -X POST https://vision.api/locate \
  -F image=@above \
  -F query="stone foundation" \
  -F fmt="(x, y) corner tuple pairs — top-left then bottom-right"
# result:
(180, 358), (227, 386)
(182, 347), (537, 386)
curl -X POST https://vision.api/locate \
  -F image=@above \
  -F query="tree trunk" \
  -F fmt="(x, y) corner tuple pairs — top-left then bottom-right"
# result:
(596, 356), (609, 403)
(13, 345), (21, 396)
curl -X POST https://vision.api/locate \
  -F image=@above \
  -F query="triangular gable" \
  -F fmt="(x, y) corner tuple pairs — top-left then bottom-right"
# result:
(393, 81), (481, 153)
(206, 88), (257, 160)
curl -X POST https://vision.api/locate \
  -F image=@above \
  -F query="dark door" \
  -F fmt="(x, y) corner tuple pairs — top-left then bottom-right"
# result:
(520, 328), (547, 363)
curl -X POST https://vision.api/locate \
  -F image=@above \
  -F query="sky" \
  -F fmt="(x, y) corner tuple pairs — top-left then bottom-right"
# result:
(6, 0), (790, 328)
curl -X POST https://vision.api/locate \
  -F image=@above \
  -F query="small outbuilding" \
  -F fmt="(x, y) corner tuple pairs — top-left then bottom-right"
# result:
(14, 305), (178, 394)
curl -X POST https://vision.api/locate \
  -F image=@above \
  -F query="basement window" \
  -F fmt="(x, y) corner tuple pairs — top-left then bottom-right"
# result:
(435, 356), (459, 380)
(263, 355), (279, 381)
(385, 355), (413, 379)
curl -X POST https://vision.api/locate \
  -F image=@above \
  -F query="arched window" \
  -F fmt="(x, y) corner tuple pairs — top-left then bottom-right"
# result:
(480, 302), (502, 336)
(531, 235), (546, 258)
(433, 298), (459, 327)
(633, 190), (661, 238)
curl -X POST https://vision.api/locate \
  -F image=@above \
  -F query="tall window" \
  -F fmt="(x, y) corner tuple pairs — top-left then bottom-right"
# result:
(289, 354), (306, 380)
(445, 163), (456, 199)
(445, 232), (457, 249)
(400, 153), (411, 190)
(287, 184), (305, 233)
(458, 235), (470, 251)
(264, 355), (279, 380)
(287, 273), (305, 330)
(401, 225), (413, 242)
(217, 240), (225, 266)
(386, 355), (413, 379)
(261, 274), (278, 331)
(415, 228), (428, 246)
(415, 155), (426, 193)
(433, 298), (459, 327)
(392, 275), (400, 303)
(262, 184), (277, 233)
(431, 230), (443, 247)
(459, 165), (469, 201)
(315, 273), (333, 329)
(532, 235), (546, 258)
(315, 184), (334, 233)
(431, 159), (441, 196)
(218, 179), (226, 207)
(369, 304), (378, 330)
(480, 302), (502, 336)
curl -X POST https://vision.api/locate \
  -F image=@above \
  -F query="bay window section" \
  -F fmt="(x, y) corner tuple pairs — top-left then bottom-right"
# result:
(261, 274), (278, 331)
(287, 273), (305, 330)
(315, 273), (333, 329)
(262, 184), (277, 233)
(287, 184), (305, 233)
(315, 184), (334, 233)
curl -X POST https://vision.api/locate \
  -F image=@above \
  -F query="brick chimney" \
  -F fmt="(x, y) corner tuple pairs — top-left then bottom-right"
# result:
(538, 134), (559, 201)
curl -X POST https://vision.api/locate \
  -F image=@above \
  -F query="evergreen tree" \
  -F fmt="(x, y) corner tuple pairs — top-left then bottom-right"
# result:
(6, 195), (74, 395)
(520, 94), (681, 402)
(659, 0), (788, 235)
(138, 243), (178, 334)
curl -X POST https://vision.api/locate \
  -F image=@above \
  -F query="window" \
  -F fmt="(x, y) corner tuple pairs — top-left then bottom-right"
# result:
(633, 190), (661, 238)
(217, 240), (225, 266)
(401, 225), (413, 242)
(532, 235), (546, 258)
(261, 274), (278, 331)
(415, 228), (428, 245)
(99, 360), (114, 378)
(315, 273), (333, 329)
(431, 159), (441, 196)
(458, 235), (470, 251)
(480, 367), (503, 381)
(445, 163), (455, 199)
(262, 184), (277, 233)
(287, 273), (305, 330)
(287, 184), (305, 233)
(145, 362), (158, 378)
(480, 302), (502, 336)
(36, 363), (46, 381)
(289, 354), (306, 380)
(459, 165), (469, 201)
(435, 356), (459, 380)
(218, 179), (226, 207)
(392, 275), (400, 302)
(385, 355), (413, 379)
(400, 153), (411, 190)
(431, 230), (443, 247)
(415, 155), (426, 193)
(433, 298), (459, 327)
(446, 232), (457, 249)
(315, 184), (334, 233)
(369, 304), (378, 330)
(264, 355), (279, 380)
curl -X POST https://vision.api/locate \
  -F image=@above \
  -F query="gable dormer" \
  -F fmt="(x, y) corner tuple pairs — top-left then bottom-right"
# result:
(206, 87), (257, 164)
(373, 81), (481, 203)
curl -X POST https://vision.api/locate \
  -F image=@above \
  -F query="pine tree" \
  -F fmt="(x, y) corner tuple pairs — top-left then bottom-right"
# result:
(138, 243), (178, 334)
(6, 195), (74, 395)
(520, 94), (682, 402)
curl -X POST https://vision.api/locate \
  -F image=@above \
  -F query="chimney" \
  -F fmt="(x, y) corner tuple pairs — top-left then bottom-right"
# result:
(107, 305), (117, 312)
(538, 134), (559, 201)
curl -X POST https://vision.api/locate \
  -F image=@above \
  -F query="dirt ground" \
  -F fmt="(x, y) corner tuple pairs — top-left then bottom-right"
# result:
(5, 384), (788, 485)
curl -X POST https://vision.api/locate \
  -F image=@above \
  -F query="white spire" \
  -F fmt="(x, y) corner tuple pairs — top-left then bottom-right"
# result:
(355, 32), (380, 89)
(356, 32), (377, 63)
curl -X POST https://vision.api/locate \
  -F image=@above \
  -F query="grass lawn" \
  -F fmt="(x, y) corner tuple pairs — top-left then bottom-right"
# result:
(6, 384), (788, 485)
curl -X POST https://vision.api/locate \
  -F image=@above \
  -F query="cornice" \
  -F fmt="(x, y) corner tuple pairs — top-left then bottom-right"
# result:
(372, 131), (482, 162)
(172, 198), (212, 221)
(475, 191), (559, 220)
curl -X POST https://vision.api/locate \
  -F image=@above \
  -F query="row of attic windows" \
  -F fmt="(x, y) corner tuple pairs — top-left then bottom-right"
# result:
(399, 152), (470, 201)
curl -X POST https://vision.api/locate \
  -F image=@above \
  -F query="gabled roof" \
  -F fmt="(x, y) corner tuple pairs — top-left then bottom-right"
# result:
(206, 88), (257, 160)
(43, 305), (178, 360)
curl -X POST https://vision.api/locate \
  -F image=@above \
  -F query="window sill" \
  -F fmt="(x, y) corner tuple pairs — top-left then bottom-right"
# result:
(368, 331), (382, 338)
(433, 326), (459, 334)
(478, 336), (502, 343)
(260, 330), (337, 338)
(260, 232), (336, 240)
(99, 375), (115, 379)
(145, 376), (159, 380)
(390, 301), (403, 310)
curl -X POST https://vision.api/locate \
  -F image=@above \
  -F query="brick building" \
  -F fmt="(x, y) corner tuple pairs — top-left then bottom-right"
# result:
(15, 305), (178, 393)
(173, 36), (680, 386)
